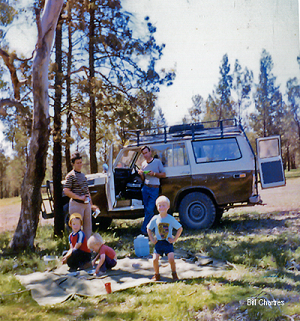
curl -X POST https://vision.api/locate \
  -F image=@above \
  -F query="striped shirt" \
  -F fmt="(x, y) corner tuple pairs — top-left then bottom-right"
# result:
(69, 230), (90, 253)
(64, 169), (89, 196)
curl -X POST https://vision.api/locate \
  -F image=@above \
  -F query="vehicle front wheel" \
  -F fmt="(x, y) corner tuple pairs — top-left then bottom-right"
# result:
(212, 207), (224, 226)
(178, 192), (216, 229)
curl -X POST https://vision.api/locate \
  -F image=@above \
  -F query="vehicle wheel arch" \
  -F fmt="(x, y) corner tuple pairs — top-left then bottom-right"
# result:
(174, 187), (217, 213)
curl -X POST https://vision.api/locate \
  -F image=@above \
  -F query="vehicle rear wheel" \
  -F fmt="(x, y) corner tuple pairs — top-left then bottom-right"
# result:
(179, 192), (216, 229)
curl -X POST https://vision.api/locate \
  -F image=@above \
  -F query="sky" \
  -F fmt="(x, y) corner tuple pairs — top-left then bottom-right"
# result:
(1, 0), (300, 150)
(123, 0), (300, 124)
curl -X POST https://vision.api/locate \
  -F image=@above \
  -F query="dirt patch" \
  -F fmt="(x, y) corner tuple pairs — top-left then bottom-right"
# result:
(226, 177), (300, 235)
(0, 202), (53, 233)
(228, 177), (300, 215)
(0, 178), (299, 233)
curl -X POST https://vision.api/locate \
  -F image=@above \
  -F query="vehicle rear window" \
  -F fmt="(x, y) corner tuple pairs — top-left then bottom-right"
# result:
(192, 138), (241, 163)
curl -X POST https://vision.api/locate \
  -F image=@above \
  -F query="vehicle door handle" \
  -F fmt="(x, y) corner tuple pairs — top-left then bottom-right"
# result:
(180, 171), (190, 174)
(233, 173), (246, 178)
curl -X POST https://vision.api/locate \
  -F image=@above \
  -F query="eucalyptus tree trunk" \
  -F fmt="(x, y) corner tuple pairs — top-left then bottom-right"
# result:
(65, 0), (73, 173)
(53, 13), (64, 237)
(89, 0), (98, 173)
(10, 0), (64, 250)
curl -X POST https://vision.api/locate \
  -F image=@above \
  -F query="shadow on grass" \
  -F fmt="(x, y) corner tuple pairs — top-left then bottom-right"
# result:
(184, 273), (300, 294)
(103, 218), (143, 237)
(218, 211), (299, 234)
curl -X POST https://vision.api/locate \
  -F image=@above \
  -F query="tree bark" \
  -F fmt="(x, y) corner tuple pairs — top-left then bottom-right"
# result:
(53, 13), (64, 237)
(89, 0), (98, 173)
(65, 1), (73, 173)
(10, 0), (64, 250)
(0, 49), (25, 100)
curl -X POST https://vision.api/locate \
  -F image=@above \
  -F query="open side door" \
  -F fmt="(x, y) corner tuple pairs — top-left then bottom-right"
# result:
(256, 136), (285, 189)
(106, 144), (116, 210)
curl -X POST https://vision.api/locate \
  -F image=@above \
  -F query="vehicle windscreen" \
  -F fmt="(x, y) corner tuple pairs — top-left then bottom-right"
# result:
(115, 150), (138, 168)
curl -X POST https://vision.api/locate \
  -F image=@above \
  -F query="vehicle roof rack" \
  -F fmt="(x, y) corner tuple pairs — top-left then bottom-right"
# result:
(125, 118), (244, 146)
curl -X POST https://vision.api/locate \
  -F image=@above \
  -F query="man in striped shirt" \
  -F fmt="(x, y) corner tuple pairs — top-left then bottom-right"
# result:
(63, 152), (98, 239)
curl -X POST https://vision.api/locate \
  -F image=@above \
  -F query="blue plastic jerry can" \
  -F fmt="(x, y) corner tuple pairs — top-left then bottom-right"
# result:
(134, 235), (150, 257)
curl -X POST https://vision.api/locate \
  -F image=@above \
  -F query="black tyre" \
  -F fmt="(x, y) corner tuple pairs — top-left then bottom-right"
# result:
(213, 207), (224, 226)
(178, 192), (216, 229)
(92, 217), (112, 231)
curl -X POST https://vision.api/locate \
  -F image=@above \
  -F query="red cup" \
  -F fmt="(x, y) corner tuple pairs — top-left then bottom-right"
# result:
(105, 282), (112, 294)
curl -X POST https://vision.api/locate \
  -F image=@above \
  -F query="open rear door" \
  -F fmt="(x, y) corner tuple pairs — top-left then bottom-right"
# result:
(256, 136), (285, 189)
(106, 144), (116, 210)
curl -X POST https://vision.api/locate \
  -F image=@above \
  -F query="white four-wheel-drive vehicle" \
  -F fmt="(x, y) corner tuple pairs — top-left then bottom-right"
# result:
(41, 119), (285, 230)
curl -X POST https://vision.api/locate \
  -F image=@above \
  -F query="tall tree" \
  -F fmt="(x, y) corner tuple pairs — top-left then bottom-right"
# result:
(232, 59), (253, 122)
(0, 145), (8, 198)
(0, 1), (34, 177)
(203, 54), (234, 122)
(53, 13), (64, 237)
(88, 0), (97, 173)
(65, 0), (74, 173)
(0, 48), (32, 195)
(71, 2), (175, 166)
(280, 103), (298, 170)
(203, 92), (219, 122)
(0, 0), (17, 39)
(156, 106), (167, 127)
(10, 0), (64, 250)
(286, 77), (300, 139)
(189, 94), (204, 123)
(285, 77), (300, 169)
(215, 54), (234, 120)
(250, 49), (283, 137)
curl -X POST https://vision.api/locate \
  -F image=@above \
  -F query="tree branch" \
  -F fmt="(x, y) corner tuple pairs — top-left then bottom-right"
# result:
(0, 48), (28, 100)
(35, 8), (43, 50)
(0, 99), (31, 116)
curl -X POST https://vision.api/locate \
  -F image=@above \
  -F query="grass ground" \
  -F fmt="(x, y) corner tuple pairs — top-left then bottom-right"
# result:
(285, 168), (300, 179)
(0, 170), (300, 320)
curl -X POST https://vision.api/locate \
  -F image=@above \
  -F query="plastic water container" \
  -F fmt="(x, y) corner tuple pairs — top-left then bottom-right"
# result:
(134, 235), (150, 257)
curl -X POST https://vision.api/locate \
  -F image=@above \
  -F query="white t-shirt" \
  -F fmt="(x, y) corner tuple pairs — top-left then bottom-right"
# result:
(147, 214), (182, 241)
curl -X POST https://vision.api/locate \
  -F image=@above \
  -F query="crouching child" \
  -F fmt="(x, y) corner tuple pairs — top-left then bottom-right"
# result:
(87, 233), (117, 276)
(62, 213), (92, 271)
(147, 195), (183, 281)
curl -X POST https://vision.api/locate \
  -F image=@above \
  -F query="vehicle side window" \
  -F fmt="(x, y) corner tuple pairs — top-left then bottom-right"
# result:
(192, 138), (241, 163)
(173, 143), (189, 166)
(151, 144), (172, 167)
(152, 143), (189, 167)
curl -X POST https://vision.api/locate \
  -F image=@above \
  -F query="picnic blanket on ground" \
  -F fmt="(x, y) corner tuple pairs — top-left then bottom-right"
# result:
(16, 255), (226, 306)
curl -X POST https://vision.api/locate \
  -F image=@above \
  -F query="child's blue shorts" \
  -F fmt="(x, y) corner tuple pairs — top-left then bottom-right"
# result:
(154, 240), (174, 256)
